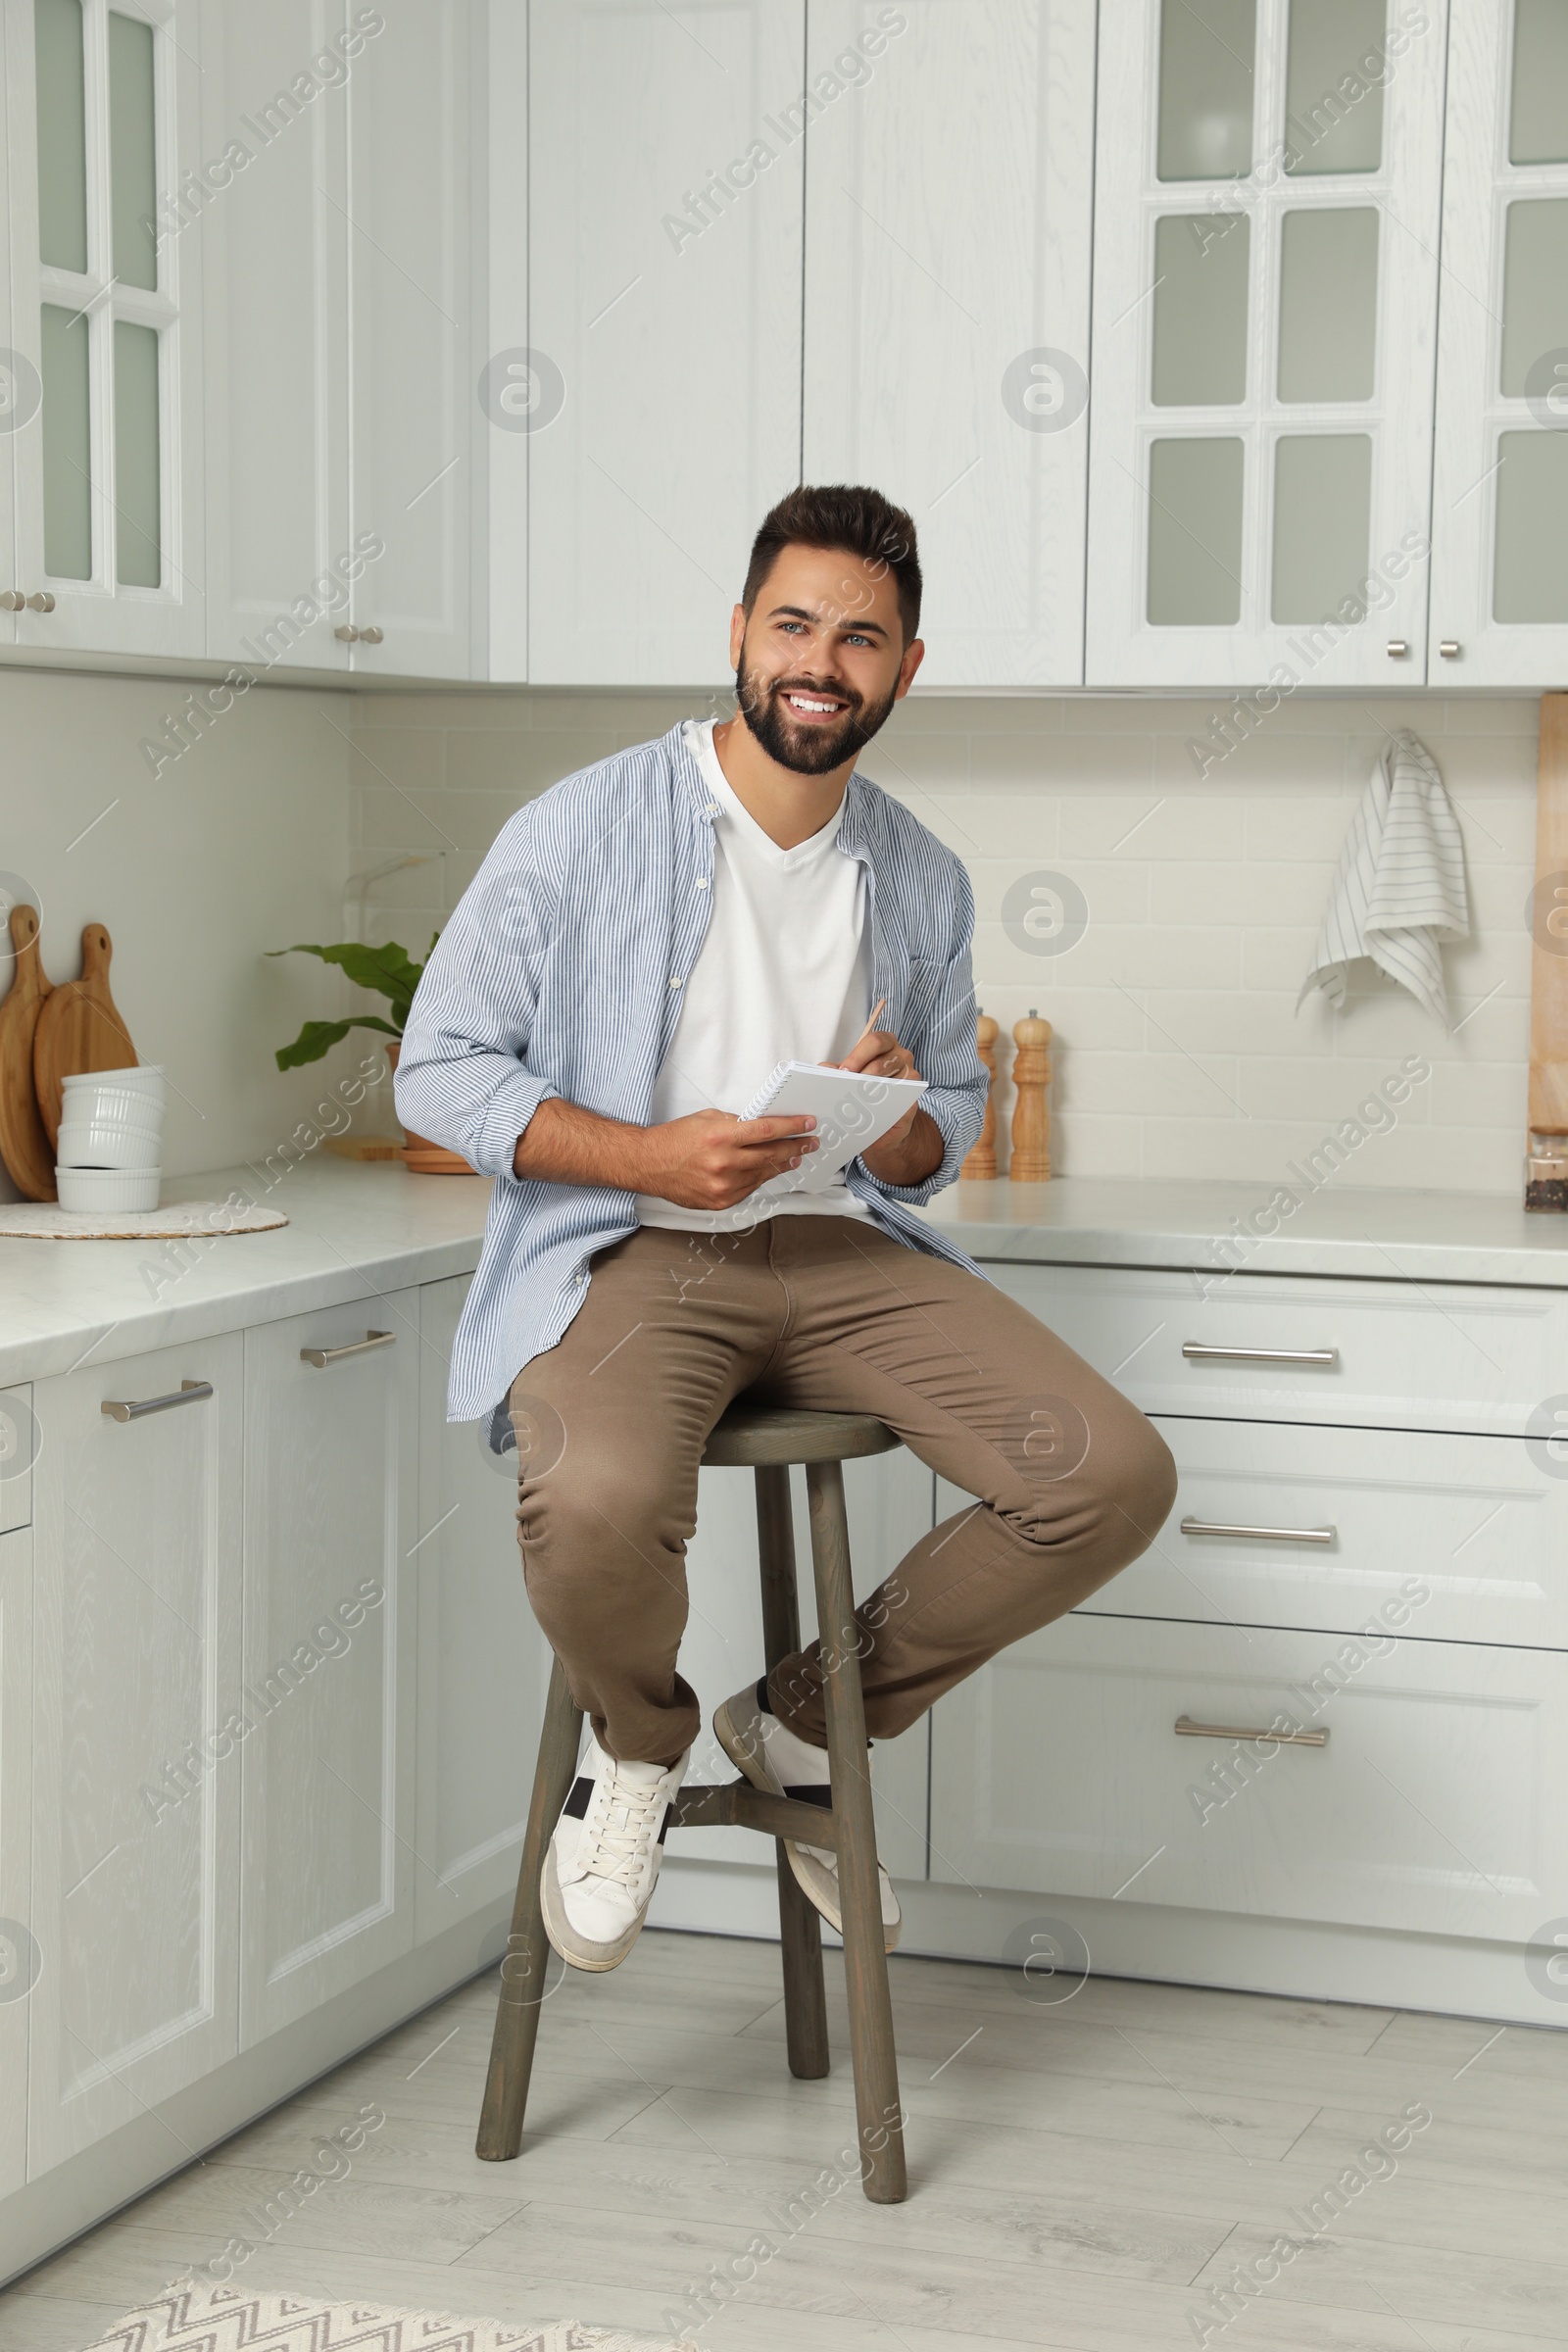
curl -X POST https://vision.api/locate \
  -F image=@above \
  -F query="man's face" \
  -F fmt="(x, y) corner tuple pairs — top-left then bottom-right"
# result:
(728, 542), (924, 776)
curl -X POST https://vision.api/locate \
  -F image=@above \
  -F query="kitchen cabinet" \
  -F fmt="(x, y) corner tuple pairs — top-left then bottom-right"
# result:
(0, 1523), (32, 2200)
(524, 0), (805, 685)
(931, 1611), (1568, 1944)
(802, 0), (1095, 687)
(197, 0), (352, 674)
(413, 1275), (545, 1946)
(0, 15), (17, 652)
(1085, 0), (1446, 689)
(27, 1332), (243, 2176)
(201, 0), (477, 680)
(239, 1294), (418, 2045)
(1428, 0), (1568, 683)
(0, 0), (207, 661)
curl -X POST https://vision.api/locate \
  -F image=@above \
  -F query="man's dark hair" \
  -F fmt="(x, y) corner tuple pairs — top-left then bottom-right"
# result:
(742, 484), (921, 645)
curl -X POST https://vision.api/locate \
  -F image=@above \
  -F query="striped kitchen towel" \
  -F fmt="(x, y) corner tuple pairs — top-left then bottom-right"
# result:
(1298, 730), (1469, 1029)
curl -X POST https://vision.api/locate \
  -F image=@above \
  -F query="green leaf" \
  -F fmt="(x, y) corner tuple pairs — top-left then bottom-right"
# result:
(267, 939), (425, 1004)
(272, 1014), (401, 1071)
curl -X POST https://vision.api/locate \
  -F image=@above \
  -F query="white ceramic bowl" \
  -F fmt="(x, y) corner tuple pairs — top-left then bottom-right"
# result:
(62, 1085), (166, 1138)
(55, 1164), (161, 1212)
(63, 1065), (166, 1109)
(56, 1118), (164, 1170)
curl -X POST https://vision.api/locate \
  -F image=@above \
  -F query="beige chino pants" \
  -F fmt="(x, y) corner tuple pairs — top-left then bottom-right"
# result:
(509, 1213), (1177, 1767)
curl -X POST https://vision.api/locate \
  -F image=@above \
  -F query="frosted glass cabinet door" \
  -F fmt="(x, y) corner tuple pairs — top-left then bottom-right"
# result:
(0, 17), (18, 649)
(2, 0), (207, 659)
(1086, 0), (1446, 690)
(802, 1), (1096, 687)
(1428, 0), (1568, 684)
(525, 0), (805, 685)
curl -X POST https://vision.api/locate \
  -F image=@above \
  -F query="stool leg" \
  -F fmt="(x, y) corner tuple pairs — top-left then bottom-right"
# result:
(754, 1463), (830, 2081)
(806, 1459), (907, 2204)
(475, 1655), (583, 2160)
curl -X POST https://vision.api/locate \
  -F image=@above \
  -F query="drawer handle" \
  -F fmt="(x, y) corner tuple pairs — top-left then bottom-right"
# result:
(1182, 1344), (1338, 1366)
(101, 1378), (213, 1422)
(1181, 1516), (1336, 1545)
(300, 1330), (395, 1368)
(1176, 1714), (1328, 1748)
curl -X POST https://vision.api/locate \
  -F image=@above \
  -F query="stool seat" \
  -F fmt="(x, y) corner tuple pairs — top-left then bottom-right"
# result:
(703, 1400), (899, 1468)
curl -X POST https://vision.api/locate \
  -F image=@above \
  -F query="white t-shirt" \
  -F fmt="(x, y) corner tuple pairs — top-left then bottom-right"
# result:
(634, 718), (875, 1234)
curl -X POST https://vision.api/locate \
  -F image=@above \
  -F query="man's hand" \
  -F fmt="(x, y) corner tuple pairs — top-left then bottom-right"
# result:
(513, 1096), (817, 1207)
(835, 1027), (945, 1188)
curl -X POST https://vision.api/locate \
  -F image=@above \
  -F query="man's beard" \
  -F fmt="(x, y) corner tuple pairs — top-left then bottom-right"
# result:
(734, 662), (899, 776)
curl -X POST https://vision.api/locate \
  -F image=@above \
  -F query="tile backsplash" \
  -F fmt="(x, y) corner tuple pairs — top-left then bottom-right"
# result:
(349, 688), (1540, 1197)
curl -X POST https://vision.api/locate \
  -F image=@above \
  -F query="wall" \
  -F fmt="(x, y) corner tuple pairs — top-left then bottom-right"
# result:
(347, 687), (1539, 1197)
(0, 667), (368, 1205)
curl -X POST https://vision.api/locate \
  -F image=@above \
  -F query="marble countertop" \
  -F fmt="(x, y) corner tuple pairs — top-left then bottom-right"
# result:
(4, 1157), (1567, 1390)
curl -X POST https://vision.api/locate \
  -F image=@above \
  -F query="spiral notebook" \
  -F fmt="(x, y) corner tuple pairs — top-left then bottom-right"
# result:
(740, 1058), (927, 1198)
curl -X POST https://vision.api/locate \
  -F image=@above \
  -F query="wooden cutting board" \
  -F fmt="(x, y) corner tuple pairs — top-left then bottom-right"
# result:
(32, 922), (138, 1149)
(0, 905), (57, 1200)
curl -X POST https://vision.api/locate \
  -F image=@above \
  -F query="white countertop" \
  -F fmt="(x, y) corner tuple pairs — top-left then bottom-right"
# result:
(4, 1158), (1568, 1390)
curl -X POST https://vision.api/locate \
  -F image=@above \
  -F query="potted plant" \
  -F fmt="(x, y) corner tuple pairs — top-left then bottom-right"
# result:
(267, 935), (474, 1173)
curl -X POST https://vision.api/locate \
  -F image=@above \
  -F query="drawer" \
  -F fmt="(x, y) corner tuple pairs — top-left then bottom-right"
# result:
(0, 1386), (32, 1533)
(992, 1261), (1568, 1437)
(1083, 1419), (1568, 1650)
(931, 1613), (1568, 1944)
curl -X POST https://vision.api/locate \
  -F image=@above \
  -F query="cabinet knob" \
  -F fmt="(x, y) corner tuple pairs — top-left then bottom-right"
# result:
(358, 625), (383, 645)
(24, 591), (55, 612)
(1386, 638), (1408, 659)
(0, 590), (24, 612)
(1440, 639), (1461, 660)
(334, 623), (359, 642)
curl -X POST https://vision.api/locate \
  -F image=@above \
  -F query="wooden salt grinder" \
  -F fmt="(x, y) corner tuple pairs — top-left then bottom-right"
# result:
(1010, 1009), (1053, 1182)
(960, 1009), (1000, 1177)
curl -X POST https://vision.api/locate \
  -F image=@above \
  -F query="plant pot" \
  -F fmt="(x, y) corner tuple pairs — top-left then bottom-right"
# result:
(385, 1040), (478, 1175)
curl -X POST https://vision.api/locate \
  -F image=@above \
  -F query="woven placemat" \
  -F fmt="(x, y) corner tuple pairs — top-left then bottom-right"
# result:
(74, 2282), (694, 2351)
(0, 1200), (288, 1240)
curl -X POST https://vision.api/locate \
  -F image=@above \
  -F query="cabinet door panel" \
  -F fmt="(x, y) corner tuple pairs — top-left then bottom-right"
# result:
(28, 1333), (242, 2176)
(1087, 0), (1446, 688)
(666, 1446), (933, 1882)
(803, 1), (1094, 687)
(0, 6), (18, 645)
(932, 1612), (1568, 1944)
(1428, 0), (1568, 682)
(414, 1276), (546, 1945)
(346, 0), (475, 679)
(4, 0), (207, 659)
(0, 1523), (33, 2198)
(240, 1293), (417, 2043)
(198, 0), (351, 672)
(526, 0), (804, 685)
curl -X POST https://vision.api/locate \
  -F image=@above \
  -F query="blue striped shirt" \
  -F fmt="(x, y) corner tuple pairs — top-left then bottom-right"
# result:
(395, 722), (992, 1448)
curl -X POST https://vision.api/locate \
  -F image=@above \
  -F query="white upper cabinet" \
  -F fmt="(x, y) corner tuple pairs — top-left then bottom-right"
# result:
(2, 0), (206, 659)
(344, 0), (477, 678)
(802, 1), (1095, 687)
(198, 0), (352, 673)
(0, 17), (18, 650)
(524, 0), (805, 686)
(1429, 0), (1568, 684)
(1087, 0), (1446, 690)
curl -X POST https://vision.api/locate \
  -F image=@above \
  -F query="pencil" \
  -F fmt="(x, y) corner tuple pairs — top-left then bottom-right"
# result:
(851, 997), (888, 1051)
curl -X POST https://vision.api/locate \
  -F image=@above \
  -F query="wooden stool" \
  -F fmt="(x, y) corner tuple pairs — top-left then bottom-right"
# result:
(475, 1398), (908, 2203)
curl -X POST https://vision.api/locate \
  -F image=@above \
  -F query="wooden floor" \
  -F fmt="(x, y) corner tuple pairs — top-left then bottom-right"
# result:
(3, 1928), (1565, 2352)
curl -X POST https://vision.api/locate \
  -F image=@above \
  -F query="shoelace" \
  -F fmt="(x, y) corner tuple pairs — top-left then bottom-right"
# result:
(580, 1771), (666, 1888)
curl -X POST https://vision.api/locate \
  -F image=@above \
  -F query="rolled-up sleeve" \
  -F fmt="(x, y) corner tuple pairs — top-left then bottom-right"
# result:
(860, 858), (987, 1209)
(394, 808), (561, 1180)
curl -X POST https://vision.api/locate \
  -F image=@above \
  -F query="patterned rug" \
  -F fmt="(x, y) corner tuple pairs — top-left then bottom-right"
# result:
(74, 2282), (694, 2352)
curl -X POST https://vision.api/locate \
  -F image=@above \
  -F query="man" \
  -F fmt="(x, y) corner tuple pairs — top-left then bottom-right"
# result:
(396, 484), (1176, 1973)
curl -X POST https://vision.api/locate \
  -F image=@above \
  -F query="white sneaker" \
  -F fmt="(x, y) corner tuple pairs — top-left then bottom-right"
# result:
(540, 1734), (688, 1972)
(714, 1679), (902, 1952)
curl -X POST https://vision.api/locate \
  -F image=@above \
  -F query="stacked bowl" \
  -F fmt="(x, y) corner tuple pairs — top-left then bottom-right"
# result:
(56, 1066), (166, 1211)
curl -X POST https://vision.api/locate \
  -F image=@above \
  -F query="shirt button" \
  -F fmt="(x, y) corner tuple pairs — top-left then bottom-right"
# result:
(670, 974), (683, 988)
(695, 876), (710, 890)
(705, 804), (721, 818)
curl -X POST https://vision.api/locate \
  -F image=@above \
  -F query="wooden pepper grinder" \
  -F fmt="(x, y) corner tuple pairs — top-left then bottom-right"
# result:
(1009, 1008), (1053, 1182)
(960, 1009), (1000, 1178)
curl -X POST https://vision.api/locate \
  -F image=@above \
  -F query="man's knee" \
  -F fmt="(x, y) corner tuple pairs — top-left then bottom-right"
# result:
(517, 1446), (692, 1575)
